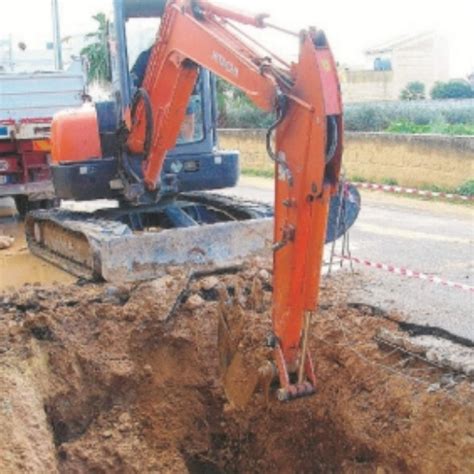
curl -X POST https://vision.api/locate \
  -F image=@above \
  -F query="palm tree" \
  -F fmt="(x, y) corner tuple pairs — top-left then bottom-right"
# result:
(81, 13), (109, 84)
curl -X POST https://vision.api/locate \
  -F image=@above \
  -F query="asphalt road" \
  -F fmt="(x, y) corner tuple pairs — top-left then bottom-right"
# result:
(222, 176), (474, 341)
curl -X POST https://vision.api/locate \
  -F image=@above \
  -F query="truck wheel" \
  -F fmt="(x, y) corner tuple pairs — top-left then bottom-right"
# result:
(14, 197), (60, 219)
(38, 199), (59, 210)
(14, 196), (29, 218)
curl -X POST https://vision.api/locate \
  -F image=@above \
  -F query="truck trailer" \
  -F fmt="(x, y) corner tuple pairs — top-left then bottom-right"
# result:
(0, 59), (85, 215)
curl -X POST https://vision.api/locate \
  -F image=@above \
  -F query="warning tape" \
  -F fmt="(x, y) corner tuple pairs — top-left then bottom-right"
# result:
(338, 255), (474, 293)
(351, 182), (473, 202)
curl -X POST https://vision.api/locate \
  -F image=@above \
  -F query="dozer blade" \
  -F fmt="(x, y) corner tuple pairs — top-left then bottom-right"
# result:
(25, 193), (274, 282)
(26, 210), (273, 283)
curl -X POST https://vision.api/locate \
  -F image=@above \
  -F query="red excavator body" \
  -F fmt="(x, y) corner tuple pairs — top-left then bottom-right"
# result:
(27, 0), (349, 403)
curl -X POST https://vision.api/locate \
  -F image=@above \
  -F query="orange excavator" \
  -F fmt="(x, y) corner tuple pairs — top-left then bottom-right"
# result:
(126, 0), (344, 401)
(27, 0), (349, 402)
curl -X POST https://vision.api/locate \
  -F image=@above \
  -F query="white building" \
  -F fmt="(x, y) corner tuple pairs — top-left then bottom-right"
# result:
(339, 32), (450, 103)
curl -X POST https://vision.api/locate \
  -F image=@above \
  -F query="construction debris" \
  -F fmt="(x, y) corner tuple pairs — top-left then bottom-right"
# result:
(0, 235), (14, 250)
(376, 328), (474, 376)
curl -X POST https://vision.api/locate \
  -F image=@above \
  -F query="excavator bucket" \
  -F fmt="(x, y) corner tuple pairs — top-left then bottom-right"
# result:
(216, 284), (264, 408)
(221, 352), (260, 409)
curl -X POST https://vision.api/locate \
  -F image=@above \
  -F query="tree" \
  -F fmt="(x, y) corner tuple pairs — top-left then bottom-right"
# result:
(430, 80), (474, 100)
(80, 13), (109, 84)
(215, 78), (273, 128)
(400, 81), (425, 101)
(215, 78), (233, 126)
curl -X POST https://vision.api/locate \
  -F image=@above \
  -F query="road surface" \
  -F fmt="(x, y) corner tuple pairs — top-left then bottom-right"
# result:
(222, 176), (474, 341)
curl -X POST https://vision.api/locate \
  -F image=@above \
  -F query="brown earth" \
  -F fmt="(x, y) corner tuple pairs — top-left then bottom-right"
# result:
(0, 260), (473, 473)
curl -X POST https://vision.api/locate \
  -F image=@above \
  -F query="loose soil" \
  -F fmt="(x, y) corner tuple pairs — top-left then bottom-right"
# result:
(0, 260), (472, 473)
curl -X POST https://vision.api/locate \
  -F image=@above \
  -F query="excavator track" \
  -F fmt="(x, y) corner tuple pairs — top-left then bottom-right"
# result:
(25, 192), (274, 283)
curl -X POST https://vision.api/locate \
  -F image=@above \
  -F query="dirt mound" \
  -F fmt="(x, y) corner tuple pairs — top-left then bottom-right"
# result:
(0, 261), (473, 473)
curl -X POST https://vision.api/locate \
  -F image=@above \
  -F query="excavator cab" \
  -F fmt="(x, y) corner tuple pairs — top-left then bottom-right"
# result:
(51, 0), (238, 202)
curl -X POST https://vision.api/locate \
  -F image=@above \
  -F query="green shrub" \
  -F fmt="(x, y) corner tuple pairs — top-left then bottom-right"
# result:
(457, 180), (474, 196)
(344, 105), (390, 131)
(224, 102), (274, 128)
(216, 78), (273, 128)
(241, 168), (274, 178)
(400, 81), (426, 101)
(381, 178), (398, 185)
(344, 100), (474, 133)
(443, 107), (474, 125)
(350, 175), (367, 183)
(218, 89), (474, 132)
(431, 80), (474, 100)
(386, 120), (474, 135)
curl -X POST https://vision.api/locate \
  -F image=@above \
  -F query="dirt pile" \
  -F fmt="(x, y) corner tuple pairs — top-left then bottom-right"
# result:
(0, 260), (473, 473)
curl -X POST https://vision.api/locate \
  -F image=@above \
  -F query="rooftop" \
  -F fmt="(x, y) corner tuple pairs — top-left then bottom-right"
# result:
(365, 31), (435, 55)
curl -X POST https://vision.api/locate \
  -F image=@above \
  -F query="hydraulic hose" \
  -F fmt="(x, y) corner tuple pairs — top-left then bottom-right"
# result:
(131, 87), (154, 161)
(325, 115), (338, 164)
(266, 93), (293, 183)
(120, 87), (155, 185)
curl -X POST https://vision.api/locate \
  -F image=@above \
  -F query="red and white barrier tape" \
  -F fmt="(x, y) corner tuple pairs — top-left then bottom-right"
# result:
(338, 255), (474, 293)
(351, 182), (473, 202)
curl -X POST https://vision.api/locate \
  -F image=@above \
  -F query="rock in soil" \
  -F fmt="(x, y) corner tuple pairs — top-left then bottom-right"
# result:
(0, 261), (473, 473)
(0, 235), (14, 250)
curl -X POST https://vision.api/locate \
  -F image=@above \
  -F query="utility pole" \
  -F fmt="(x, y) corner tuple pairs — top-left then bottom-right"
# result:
(51, 0), (63, 70)
(0, 35), (15, 71)
(8, 35), (14, 71)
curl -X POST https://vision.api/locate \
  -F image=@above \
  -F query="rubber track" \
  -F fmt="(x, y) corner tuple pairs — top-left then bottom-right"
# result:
(181, 192), (274, 220)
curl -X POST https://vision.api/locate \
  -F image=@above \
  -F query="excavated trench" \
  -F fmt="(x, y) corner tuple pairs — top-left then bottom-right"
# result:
(0, 260), (473, 473)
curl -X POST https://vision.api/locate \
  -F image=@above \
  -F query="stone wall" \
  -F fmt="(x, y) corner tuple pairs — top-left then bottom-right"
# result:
(339, 70), (395, 103)
(218, 129), (474, 189)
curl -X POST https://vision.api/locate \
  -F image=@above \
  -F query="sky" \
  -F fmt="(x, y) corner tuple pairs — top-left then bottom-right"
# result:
(1, 0), (473, 77)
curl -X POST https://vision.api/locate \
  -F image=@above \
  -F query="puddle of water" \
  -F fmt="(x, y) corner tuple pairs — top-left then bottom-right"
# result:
(0, 197), (121, 290)
(0, 200), (76, 289)
(0, 252), (77, 290)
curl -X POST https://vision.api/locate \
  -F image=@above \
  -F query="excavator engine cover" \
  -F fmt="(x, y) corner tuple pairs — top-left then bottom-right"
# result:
(50, 105), (101, 165)
(50, 102), (122, 200)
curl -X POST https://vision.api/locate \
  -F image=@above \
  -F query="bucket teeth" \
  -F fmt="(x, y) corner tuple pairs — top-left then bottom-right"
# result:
(276, 382), (316, 402)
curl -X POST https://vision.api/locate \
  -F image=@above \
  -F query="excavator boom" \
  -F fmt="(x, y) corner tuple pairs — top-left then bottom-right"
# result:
(126, 0), (343, 399)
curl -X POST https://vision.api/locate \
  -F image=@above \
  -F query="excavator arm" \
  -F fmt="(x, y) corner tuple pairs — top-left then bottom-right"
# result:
(127, 0), (343, 401)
